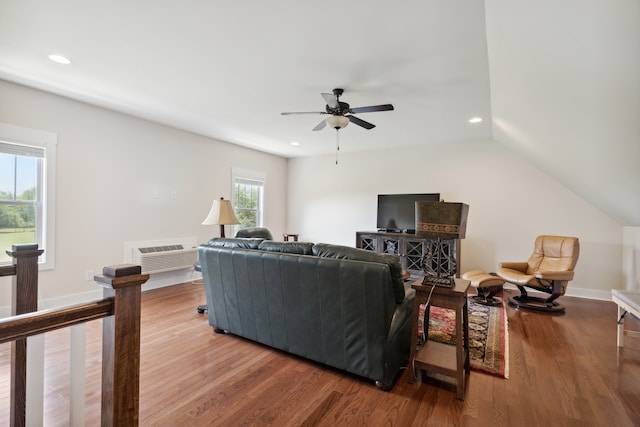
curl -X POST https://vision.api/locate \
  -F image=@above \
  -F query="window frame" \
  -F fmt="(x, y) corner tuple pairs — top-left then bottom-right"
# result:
(0, 123), (56, 270)
(231, 167), (266, 232)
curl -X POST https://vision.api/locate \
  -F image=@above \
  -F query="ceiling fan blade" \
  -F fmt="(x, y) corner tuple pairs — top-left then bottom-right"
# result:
(281, 111), (326, 115)
(312, 120), (327, 131)
(348, 115), (375, 129)
(349, 104), (394, 114)
(321, 93), (339, 109)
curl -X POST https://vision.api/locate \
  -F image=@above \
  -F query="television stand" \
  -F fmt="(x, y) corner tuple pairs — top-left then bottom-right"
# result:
(356, 231), (461, 278)
(377, 228), (415, 234)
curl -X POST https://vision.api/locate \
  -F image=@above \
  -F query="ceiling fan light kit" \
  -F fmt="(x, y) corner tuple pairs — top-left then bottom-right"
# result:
(326, 115), (349, 129)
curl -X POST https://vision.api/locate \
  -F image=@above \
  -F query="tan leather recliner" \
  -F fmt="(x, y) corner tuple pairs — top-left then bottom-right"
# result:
(498, 235), (580, 313)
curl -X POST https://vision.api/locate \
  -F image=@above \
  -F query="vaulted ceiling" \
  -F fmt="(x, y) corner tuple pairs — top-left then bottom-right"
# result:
(1, 1), (638, 225)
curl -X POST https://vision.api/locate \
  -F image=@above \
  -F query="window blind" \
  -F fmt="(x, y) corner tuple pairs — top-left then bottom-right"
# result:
(0, 140), (46, 158)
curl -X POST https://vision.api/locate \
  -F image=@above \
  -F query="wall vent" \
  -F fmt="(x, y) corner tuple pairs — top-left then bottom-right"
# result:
(125, 237), (198, 274)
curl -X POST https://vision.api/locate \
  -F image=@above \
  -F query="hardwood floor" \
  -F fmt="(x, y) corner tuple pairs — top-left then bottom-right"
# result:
(2, 282), (639, 426)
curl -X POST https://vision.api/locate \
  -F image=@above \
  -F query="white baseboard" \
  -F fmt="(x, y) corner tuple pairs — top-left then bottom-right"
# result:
(0, 268), (202, 318)
(502, 284), (612, 301)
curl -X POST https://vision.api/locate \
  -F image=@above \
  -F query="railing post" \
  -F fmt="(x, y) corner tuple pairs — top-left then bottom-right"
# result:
(94, 264), (148, 427)
(8, 243), (44, 427)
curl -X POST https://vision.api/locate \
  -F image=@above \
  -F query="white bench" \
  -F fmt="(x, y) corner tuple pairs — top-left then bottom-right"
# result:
(611, 289), (640, 347)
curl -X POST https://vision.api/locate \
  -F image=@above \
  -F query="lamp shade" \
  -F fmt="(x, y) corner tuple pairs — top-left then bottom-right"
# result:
(202, 197), (240, 225)
(325, 115), (349, 129)
(415, 201), (469, 239)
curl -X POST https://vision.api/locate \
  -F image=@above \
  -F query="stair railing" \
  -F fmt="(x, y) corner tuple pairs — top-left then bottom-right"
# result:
(0, 244), (149, 426)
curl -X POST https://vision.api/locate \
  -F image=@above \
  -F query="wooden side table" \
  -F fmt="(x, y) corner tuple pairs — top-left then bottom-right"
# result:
(408, 278), (470, 400)
(283, 233), (299, 242)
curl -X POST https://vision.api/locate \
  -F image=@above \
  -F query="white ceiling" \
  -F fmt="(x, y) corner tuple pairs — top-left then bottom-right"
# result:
(0, 1), (638, 225)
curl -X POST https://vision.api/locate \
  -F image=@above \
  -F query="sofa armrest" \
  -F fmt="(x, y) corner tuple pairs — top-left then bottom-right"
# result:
(499, 261), (528, 272)
(387, 287), (416, 342)
(535, 270), (575, 281)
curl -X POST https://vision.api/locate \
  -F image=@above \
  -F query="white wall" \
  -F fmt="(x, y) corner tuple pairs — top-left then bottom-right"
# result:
(0, 80), (288, 310)
(623, 227), (640, 291)
(485, 0), (640, 226)
(288, 139), (622, 298)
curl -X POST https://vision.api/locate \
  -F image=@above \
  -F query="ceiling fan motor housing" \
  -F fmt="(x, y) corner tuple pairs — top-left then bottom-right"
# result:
(326, 101), (350, 115)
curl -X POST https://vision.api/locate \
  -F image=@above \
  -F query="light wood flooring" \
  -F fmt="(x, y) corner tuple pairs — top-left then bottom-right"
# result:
(1, 282), (639, 426)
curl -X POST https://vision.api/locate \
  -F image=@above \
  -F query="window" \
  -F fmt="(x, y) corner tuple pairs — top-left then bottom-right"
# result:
(232, 168), (265, 231)
(0, 123), (56, 269)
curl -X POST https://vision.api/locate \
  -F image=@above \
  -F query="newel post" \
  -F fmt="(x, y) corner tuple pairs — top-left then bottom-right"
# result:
(8, 243), (44, 427)
(94, 264), (149, 427)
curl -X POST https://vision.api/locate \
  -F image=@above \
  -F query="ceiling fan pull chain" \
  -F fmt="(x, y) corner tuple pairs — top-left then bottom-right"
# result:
(335, 129), (340, 165)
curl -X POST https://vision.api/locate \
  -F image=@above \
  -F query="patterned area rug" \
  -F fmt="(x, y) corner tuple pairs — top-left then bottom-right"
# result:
(418, 297), (509, 378)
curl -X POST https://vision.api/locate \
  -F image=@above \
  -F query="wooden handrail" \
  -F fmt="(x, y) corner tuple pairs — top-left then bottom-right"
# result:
(0, 264), (17, 276)
(1, 245), (149, 427)
(0, 299), (113, 344)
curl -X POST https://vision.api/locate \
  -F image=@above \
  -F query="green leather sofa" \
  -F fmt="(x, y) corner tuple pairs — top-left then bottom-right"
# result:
(198, 238), (416, 389)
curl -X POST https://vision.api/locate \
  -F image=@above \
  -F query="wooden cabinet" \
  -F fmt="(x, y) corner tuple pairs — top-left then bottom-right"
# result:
(356, 231), (461, 277)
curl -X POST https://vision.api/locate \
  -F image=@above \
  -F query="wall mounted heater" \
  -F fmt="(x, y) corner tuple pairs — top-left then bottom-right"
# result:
(125, 237), (198, 274)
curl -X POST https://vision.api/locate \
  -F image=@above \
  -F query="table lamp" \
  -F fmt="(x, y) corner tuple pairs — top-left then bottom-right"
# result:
(415, 201), (469, 287)
(201, 197), (240, 238)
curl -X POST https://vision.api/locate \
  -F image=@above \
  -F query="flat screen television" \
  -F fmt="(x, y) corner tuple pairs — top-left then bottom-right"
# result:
(377, 193), (440, 233)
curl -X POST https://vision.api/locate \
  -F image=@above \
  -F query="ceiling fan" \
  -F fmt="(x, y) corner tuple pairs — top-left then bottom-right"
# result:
(281, 88), (394, 131)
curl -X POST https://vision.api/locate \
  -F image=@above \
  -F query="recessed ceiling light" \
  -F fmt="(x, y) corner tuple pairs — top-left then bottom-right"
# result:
(290, 141), (300, 146)
(48, 54), (71, 65)
(468, 117), (482, 124)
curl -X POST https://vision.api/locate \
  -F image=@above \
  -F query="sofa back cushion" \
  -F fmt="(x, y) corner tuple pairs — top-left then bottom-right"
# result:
(207, 238), (263, 249)
(258, 241), (314, 255)
(234, 227), (274, 240)
(312, 243), (405, 304)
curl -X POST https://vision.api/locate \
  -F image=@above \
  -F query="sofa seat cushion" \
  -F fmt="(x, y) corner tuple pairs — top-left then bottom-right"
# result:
(258, 241), (314, 255)
(312, 243), (405, 304)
